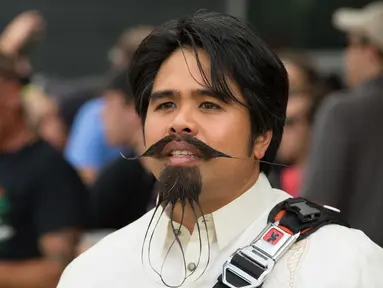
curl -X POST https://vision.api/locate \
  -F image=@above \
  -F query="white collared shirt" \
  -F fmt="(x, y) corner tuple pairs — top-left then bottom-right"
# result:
(58, 174), (383, 287)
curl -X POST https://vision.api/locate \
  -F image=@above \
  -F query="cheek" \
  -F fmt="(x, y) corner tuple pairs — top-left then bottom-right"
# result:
(144, 114), (166, 146)
(346, 50), (360, 70)
(199, 112), (251, 155)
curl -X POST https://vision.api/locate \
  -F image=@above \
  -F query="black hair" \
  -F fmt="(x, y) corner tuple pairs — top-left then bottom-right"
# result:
(129, 10), (289, 173)
(105, 68), (133, 101)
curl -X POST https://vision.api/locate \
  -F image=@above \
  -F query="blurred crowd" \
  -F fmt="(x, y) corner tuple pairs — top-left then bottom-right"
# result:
(0, 1), (383, 287)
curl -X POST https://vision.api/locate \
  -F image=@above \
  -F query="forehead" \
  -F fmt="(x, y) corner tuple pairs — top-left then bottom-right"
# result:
(152, 47), (211, 93)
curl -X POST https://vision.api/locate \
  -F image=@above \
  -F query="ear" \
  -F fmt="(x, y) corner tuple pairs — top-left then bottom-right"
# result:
(253, 131), (273, 159)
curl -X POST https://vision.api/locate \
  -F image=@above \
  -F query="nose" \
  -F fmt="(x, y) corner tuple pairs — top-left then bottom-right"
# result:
(167, 109), (198, 136)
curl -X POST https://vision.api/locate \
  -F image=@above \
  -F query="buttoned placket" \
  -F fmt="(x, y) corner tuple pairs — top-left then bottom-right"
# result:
(158, 215), (215, 286)
(183, 215), (215, 284)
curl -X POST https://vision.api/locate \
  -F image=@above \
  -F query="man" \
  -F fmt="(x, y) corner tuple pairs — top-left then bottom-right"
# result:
(0, 53), (87, 287)
(301, 1), (383, 247)
(58, 11), (383, 288)
(64, 26), (153, 185)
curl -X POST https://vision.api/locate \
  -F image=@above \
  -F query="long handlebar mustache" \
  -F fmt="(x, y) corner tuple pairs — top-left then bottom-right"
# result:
(121, 134), (290, 168)
(123, 134), (236, 160)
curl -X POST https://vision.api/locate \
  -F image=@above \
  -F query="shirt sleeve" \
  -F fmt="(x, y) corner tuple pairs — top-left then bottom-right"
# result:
(33, 155), (88, 236)
(64, 99), (105, 170)
(300, 96), (353, 208)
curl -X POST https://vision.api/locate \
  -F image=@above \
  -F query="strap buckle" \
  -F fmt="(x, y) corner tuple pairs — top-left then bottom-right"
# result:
(285, 199), (321, 223)
(221, 223), (300, 288)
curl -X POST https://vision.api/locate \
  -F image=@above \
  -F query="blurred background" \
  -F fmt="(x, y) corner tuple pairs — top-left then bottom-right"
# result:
(0, 0), (359, 78)
(0, 0), (382, 287)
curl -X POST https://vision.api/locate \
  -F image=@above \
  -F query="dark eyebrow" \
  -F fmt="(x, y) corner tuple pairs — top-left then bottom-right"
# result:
(192, 88), (229, 102)
(192, 89), (215, 97)
(149, 90), (180, 102)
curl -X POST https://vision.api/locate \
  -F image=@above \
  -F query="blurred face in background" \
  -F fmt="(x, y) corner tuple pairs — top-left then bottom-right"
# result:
(22, 88), (67, 151)
(277, 61), (312, 166)
(278, 94), (311, 166)
(102, 90), (141, 147)
(344, 33), (381, 88)
(0, 76), (21, 142)
(284, 61), (310, 93)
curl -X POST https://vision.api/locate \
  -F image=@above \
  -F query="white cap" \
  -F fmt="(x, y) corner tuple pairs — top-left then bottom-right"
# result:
(333, 1), (383, 50)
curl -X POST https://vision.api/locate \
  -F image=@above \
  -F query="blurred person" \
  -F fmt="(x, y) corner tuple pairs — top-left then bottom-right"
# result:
(58, 11), (383, 288)
(22, 86), (68, 151)
(77, 69), (156, 255)
(301, 1), (383, 247)
(0, 11), (68, 152)
(0, 53), (87, 288)
(0, 10), (45, 84)
(268, 52), (324, 196)
(64, 97), (121, 185)
(65, 26), (153, 185)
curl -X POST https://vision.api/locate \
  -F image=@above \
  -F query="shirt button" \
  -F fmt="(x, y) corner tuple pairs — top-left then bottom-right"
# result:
(187, 262), (197, 272)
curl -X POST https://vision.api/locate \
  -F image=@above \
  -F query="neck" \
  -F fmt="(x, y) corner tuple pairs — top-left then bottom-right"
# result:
(170, 170), (260, 233)
(0, 122), (34, 153)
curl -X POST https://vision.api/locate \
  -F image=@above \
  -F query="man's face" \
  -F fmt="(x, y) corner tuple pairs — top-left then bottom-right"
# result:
(0, 78), (20, 140)
(143, 48), (261, 201)
(102, 90), (140, 147)
(344, 33), (371, 88)
(277, 94), (311, 165)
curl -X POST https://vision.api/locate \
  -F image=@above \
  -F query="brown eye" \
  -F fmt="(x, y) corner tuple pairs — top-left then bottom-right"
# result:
(199, 102), (221, 110)
(155, 102), (176, 111)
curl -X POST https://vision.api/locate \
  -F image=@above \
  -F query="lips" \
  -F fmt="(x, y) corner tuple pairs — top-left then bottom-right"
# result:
(162, 141), (202, 158)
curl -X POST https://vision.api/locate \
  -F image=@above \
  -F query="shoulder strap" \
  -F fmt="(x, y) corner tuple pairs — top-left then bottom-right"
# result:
(267, 197), (349, 241)
(213, 197), (349, 288)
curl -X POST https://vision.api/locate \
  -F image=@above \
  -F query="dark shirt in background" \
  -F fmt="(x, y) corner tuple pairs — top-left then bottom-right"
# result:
(88, 157), (156, 230)
(0, 139), (87, 260)
(301, 76), (383, 247)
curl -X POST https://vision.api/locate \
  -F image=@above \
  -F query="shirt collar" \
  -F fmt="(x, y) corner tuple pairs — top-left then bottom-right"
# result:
(212, 173), (284, 250)
(152, 173), (289, 252)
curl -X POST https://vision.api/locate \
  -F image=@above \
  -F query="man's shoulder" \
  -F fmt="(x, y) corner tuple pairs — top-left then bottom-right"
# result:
(58, 210), (155, 286)
(307, 224), (375, 246)
(303, 224), (383, 265)
(317, 91), (353, 118)
(321, 86), (381, 117)
(269, 224), (383, 287)
(77, 97), (104, 116)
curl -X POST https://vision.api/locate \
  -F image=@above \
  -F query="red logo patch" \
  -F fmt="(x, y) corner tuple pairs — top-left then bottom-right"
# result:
(263, 228), (283, 245)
